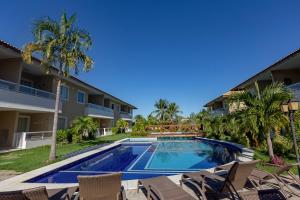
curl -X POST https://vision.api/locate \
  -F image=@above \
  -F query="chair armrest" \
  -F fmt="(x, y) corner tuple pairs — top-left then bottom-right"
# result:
(148, 184), (165, 200)
(118, 186), (127, 200)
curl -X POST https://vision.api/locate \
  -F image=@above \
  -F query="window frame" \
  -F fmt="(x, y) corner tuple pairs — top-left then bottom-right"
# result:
(77, 90), (86, 104)
(60, 84), (69, 101)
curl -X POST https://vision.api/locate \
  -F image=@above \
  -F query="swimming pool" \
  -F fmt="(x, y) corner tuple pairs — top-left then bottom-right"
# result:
(27, 138), (241, 183)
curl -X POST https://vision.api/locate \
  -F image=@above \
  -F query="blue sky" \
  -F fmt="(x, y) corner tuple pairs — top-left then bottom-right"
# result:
(1, 0), (300, 117)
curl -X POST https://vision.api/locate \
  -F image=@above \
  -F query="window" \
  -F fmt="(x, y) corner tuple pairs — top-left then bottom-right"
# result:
(60, 85), (69, 101)
(77, 90), (86, 104)
(58, 117), (67, 130)
(111, 104), (114, 109)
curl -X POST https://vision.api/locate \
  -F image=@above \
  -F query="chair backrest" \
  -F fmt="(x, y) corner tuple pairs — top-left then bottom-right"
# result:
(22, 187), (49, 200)
(78, 173), (122, 200)
(221, 160), (260, 192)
(0, 190), (25, 200)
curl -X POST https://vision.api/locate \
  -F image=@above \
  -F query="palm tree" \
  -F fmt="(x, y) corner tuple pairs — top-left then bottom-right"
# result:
(134, 115), (146, 122)
(229, 82), (291, 160)
(167, 102), (181, 123)
(22, 13), (93, 161)
(151, 99), (169, 122)
(71, 116), (98, 141)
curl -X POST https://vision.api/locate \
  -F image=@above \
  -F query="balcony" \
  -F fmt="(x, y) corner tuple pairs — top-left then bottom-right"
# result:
(288, 82), (300, 100)
(85, 103), (114, 119)
(210, 108), (226, 117)
(120, 111), (133, 120)
(0, 79), (60, 112)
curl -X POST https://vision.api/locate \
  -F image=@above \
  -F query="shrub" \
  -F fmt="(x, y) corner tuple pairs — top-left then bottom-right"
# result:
(112, 127), (119, 134)
(131, 120), (148, 136)
(116, 119), (129, 133)
(131, 131), (148, 136)
(70, 116), (98, 141)
(56, 129), (68, 143)
(273, 135), (292, 156)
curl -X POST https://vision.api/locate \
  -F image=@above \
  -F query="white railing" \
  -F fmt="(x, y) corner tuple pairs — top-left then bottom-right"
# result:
(0, 78), (55, 99)
(96, 128), (113, 137)
(13, 131), (52, 149)
(120, 111), (132, 119)
(288, 82), (300, 100)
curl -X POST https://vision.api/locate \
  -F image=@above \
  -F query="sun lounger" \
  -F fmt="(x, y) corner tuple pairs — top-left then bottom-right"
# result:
(77, 173), (126, 200)
(215, 161), (300, 197)
(0, 186), (78, 200)
(138, 176), (197, 200)
(181, 160), (260, 199)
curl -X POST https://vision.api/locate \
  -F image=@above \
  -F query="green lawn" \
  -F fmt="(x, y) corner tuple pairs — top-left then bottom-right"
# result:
(254, 149), (298, 175)
(0, 133), (130, 173)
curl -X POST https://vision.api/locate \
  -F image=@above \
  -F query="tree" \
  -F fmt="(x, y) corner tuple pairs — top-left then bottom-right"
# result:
(116, 119), (129, 133)
(22, 12), (93, 160)
(134, 115), (146, 123)
(71, 116), (98, 142)
(167, 102), (181, 123)
(229, 82), (291, 160)
(151, 99), (169, 122)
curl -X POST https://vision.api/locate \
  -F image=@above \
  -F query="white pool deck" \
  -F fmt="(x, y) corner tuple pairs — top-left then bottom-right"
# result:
(0, 137), (253, 196)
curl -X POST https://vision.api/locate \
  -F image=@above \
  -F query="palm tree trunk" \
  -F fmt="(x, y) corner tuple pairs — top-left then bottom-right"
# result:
(49, 78), (62, 161)
(266, 131), (274, 160)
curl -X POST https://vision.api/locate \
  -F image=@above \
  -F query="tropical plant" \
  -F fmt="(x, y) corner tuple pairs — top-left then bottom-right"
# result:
(167, 102), (181, 123)
(151, 99), (169, 122)
(229, 82), (291, 160)
(70, 116), (98, 142)
(22, 12), (93, 160)
(134, 115), (146, 123)
(116, 119), (129, 133)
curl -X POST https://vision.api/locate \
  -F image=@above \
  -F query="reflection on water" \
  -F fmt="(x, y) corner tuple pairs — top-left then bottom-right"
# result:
(147, 141), (237, 170)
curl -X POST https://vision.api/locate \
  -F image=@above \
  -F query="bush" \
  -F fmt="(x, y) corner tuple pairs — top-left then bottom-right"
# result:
(116, 119), (129, 133)
(131, 131), (148, 136)
(112, 127), (119, 134)
(70, 116), (98, 141)
(56, 129), (68, 143)
(273, 135), (292, 156)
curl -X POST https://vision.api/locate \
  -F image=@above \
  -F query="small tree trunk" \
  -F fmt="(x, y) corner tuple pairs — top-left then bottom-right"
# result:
(49, 78), (62, 161)
(266, 131), (274, 160)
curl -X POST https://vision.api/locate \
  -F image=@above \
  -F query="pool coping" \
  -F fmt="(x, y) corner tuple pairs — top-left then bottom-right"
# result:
(0, 137), (254, 191)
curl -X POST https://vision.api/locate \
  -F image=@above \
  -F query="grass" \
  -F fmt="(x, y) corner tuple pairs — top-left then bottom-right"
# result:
(0, 133), (130, 173)
(254, 149), (298, 175)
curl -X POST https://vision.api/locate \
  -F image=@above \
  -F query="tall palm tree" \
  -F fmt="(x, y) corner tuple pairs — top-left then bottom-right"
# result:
(151, 99), (169, 122)
(167, 102), (181, 123)
(22, 13), (93, 161)
(229, 82), (291, 160)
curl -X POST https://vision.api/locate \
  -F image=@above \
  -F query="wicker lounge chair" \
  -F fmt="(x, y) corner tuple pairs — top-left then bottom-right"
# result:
(181, 160), (260, 199)
(138, 176), (197, 200)
(76, 173), (126, 200)
(0, 186), (78, 200)
(215, 162), (300, 197)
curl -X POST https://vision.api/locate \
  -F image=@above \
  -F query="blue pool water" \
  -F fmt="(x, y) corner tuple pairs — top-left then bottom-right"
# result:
(27, 138), (240, 183)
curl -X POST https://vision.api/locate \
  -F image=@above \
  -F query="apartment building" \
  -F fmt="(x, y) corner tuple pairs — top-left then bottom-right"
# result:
(0, 40), (136, 150)
(205, 49), (300, 115)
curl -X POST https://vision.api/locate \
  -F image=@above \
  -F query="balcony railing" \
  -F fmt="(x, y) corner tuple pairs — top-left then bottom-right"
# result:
(96, 128), (113, 137)
(210, 108), (226, 117)
(13, 131), (52, 149)
(120, 111), (133, 119)
(85, 103), (114, 118)
(288, 82), (300, 100)
(0, 79), (55, 99)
